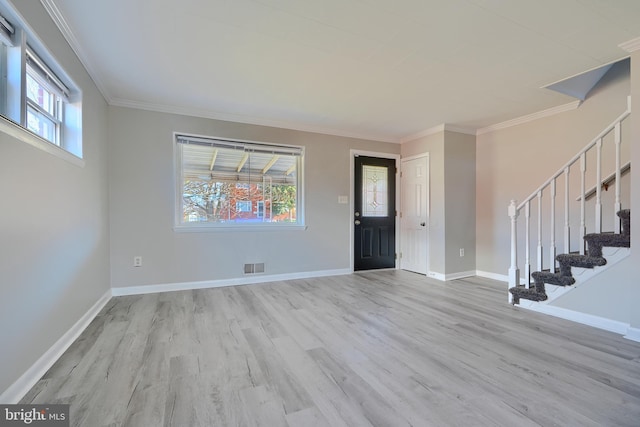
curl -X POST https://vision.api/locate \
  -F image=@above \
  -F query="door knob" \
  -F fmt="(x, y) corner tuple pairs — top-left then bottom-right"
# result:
(355, 212), (360, 217)
(420, 222), (426, 226)
(355, 220), (361, 225)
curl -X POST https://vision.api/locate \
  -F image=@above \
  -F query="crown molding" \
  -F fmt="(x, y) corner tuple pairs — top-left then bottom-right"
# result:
(443, 124), (476, 135)
(476, 100), (582, 135)
(40, 0), (113, 103)
(399, 124), (445, 143)
(619, 36), (640, 53)
(400, 123), (475, 144)
(110, 98), (398, 143)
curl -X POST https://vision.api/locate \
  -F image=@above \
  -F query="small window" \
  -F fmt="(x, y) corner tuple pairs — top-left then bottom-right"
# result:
(236, 201), (252, 212)
(0, 3), (82, 162)
(256, 200), (265, 218)
(26, 64), (64, 145)
(176, 134), (304, 229)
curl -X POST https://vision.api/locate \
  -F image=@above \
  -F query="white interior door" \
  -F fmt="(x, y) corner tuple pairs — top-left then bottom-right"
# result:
(400, 155), (429, 274)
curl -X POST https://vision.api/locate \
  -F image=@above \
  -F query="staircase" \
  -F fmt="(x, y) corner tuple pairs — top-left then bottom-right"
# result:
(506, 97), (631, 305)
(509, 209), (630, 304)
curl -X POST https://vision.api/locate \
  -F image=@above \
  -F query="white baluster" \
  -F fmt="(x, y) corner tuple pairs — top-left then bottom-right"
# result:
(508, 200), (520, 295)
(580, 153), (586, 255)
(525, 201), (531, 288)
(549, 179), (557, 271)
(614, 122), (622, 233)
(564, 167), (570, 254)
(537, 191), (543, 271)
(595, 138), (602, 233)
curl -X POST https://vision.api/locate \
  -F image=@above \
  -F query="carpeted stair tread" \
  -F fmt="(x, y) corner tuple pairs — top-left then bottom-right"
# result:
(618, 209), (631, 236)
(556, 254), (607, 269)
(583, 233), (630, 257)
(531, 271), (575, 287)
(509, 285), (548, 305)
(511, 209), (630, 305)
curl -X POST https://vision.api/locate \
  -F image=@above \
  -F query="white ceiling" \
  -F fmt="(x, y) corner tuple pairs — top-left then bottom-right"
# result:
(44, 0), (640, 142)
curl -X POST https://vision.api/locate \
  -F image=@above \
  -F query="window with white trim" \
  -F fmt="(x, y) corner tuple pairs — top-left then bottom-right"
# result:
(175, 134), (304, 228)
(0, 2), (82, 160)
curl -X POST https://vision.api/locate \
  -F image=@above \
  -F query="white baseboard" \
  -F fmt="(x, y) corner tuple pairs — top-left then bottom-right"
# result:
(445, 270), (476, 281)
(0, 290), (112, 404)
(624, 326), (640, 343)
(427, 271), (445, 281)
(476, 270), (527, 285)
(112, 268), (352, 296)
(519, 303), (630, 336)
(427, 270), (476, 281)
(475, 270), (508, 283)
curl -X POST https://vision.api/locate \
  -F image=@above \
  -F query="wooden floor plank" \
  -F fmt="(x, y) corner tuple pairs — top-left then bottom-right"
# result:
(20, 270), (640, 426)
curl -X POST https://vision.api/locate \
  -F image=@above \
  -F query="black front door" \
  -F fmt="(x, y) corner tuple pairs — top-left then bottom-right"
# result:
(354, 156), (396, 271)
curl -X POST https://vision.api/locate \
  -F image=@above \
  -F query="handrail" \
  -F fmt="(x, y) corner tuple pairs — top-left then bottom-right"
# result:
(508, 96), (631, 293)
(517, 104), (631, 211)
(577, 162), (631, 202)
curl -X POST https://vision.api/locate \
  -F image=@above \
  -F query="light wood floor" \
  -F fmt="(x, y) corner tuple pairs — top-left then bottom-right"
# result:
(22, 271), (640, 426)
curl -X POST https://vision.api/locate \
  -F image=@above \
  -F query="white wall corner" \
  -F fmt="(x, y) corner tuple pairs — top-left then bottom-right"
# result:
(427, 271), (446, 281)
(0, 289), (112, 404)
(619, 37), (640, 53)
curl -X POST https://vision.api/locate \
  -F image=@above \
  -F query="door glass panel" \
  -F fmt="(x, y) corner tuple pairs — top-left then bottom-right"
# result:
(362, 165), (388, 217)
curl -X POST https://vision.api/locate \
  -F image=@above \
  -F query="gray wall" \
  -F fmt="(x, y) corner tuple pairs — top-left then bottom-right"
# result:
(108, 107), (400, 288)
(0, 2), (110, 396)
(444, 131), (476, 274)
(400, 130), (476, 276)
(476, 61), (631, 276)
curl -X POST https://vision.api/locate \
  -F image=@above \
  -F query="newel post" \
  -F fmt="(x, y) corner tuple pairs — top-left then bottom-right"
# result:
(508, 200), (520, 294)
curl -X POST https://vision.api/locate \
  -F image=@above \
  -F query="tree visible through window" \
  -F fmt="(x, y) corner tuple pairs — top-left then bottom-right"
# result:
(176, 135), (303, 227)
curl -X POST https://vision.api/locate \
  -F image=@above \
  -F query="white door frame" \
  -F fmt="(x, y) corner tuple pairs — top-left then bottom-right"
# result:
(349, 149), (401, 272)
(400, 152), (430, 275)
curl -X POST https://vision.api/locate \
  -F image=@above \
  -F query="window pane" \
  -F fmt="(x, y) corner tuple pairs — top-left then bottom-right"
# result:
(27, 105), (57, 144)
(362, 165), (388, 217)
(180, 141), (299, 225)
(26, 72), (55, 116)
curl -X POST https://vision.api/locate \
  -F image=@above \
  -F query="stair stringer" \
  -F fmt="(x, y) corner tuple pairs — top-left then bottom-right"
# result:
(518, 246), (631, 309)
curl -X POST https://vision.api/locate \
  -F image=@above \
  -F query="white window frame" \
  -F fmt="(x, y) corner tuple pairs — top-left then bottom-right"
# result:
(236, 200), (252, 213)
(256, 200), (265, 218)
(174, 132), (306, 232)
(0, 1), (83, 166)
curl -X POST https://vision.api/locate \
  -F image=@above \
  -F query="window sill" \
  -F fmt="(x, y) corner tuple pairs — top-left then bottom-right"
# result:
(173, 224), (308, 233)
(0, 115), (84, 167)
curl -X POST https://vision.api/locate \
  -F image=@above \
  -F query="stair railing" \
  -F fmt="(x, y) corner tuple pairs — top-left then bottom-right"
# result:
(508, 96), (631, 294)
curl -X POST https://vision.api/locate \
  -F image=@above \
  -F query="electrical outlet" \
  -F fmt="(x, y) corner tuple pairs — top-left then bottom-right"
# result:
(459, 248), (464, 257)
(133, 256), (143, 267)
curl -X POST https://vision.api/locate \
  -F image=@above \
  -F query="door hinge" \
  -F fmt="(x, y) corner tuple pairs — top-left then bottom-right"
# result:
(400, 171), (403, 178)
(398, 211), (402, 218)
